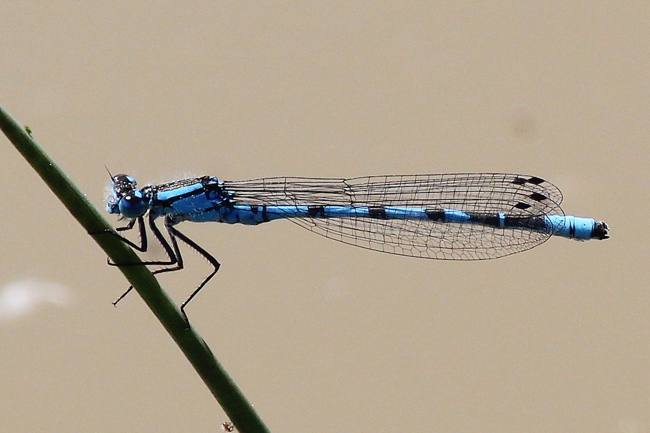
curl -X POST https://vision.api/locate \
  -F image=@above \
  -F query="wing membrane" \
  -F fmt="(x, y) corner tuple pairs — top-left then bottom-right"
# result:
(224, 173), (564, 260)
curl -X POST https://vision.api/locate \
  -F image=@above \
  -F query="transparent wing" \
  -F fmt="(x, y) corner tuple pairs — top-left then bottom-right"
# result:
(224, 173), (564, 260)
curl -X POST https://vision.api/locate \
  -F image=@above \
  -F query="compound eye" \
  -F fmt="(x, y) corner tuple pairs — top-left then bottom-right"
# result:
(118, 191), (149, 218)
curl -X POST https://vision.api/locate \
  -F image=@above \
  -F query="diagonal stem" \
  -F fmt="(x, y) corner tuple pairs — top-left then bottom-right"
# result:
(0, 105), (270, 433)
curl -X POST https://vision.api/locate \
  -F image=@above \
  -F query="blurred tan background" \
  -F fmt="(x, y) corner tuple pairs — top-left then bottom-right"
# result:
(1, 2), (647, 432)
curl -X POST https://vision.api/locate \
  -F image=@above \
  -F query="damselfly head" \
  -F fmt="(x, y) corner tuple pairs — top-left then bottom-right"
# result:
(110, 174), (138, 197)
(106, 174), (150, 218)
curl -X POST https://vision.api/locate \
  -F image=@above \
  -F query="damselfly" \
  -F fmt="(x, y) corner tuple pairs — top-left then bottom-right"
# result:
(104, 173), (609, 312)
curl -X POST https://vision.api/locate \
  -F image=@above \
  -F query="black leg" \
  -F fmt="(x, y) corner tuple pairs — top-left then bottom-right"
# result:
(165, 223), (221, 314)
(109, 213), (179, 267)
(110, 213), (180, 306)
(108, 214), (220, 315)
(112, 217), (148, 252)
(90, 218), (148, 263)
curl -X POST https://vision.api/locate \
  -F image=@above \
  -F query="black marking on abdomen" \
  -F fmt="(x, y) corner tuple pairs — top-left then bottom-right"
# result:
(503, 216), (549, 232)
(308, 206), (325, 217)
(250, 205), (269, 222)
(469, 214), (502, 227)
(426, 210), (446, 221)
(471, 214), (551, 232)
(368, 207), (387, 219)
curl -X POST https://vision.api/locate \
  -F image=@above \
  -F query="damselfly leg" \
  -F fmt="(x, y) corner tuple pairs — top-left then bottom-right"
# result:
(107, 214), (220, 313)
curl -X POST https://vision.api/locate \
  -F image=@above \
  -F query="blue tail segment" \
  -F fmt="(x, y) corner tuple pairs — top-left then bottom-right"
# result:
(105, 173), (609, 310)
(544, 215), (608, 240)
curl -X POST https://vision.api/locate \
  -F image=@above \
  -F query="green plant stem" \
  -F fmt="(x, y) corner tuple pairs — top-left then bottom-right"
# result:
(0, 106), (270, 433)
